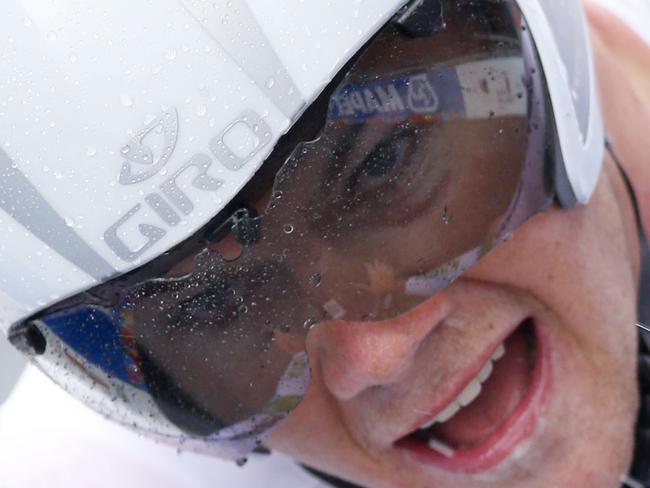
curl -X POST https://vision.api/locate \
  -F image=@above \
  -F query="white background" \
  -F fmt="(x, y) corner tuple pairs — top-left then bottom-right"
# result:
(0, 335), (24, 406)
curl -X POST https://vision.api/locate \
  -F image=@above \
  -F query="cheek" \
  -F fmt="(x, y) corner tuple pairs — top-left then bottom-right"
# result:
(462, 177), (640, 479)
(467, 179), (638, 355)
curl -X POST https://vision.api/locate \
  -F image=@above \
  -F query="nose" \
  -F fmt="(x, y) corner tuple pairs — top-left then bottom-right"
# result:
(307, 293), (452, 401)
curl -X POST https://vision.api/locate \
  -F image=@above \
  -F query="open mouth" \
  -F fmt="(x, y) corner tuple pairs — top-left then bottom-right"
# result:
(395, 318), (550, 473)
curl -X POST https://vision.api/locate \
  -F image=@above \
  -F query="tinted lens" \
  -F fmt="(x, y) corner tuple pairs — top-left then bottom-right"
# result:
(21, 0), (553, 452)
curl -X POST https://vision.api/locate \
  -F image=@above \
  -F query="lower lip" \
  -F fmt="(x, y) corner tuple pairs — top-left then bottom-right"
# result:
(395, 320), (551, 474)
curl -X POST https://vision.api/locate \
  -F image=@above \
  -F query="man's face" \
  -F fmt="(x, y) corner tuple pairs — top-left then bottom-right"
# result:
(260, 7), (641, 486)
(131, 3), (641, 485)
(266, 154), (641, 487)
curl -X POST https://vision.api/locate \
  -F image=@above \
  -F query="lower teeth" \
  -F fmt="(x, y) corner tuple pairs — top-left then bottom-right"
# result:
(427, 437), (455, 458)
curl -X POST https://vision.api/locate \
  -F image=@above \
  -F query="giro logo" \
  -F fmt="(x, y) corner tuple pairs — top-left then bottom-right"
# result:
(407, 74), (439, 114)
(119, 108), (179, 185)
(105, 108), (273, 262)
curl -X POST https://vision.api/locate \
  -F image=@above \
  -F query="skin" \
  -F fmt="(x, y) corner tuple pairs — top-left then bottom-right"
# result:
(263, 3), (650, 487)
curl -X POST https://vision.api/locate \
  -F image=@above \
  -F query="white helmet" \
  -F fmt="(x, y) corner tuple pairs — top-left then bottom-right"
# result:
(1, 0), (602, 459)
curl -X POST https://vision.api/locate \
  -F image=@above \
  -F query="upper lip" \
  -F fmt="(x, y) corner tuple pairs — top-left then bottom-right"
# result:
(392, 314), (530, 443)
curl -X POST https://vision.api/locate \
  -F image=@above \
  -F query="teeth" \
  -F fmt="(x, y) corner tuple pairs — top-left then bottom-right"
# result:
(417, 342), (507, 431)
(492, 343), (505, 361)
(427, 438), (455, 458)
(435, 401), (461, 423)
(457, 378), (481, 407)
(477, 360), (493, 383)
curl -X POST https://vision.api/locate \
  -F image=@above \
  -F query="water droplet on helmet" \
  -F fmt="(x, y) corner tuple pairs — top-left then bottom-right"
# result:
(120, 93), (134, 107)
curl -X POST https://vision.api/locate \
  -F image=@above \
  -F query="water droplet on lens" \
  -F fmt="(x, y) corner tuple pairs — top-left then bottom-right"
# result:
(303, 318), (317, 329)
(283, 224), (294, 235)
(442, 206), (451, 225)
(309, 273), (322, 287)
(265, 77), (275, 89)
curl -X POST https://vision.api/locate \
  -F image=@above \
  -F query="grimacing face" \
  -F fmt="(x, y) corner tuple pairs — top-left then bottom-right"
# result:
(265, 154), (641, 487)
(261, 12), (643, 488)
(131, 3), (642, 486)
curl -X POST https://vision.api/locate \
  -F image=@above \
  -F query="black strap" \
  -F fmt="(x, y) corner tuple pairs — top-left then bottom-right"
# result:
(606, 139), (650, 332)
(302, 466), (366, 488)
(607, 140), (650, 488)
